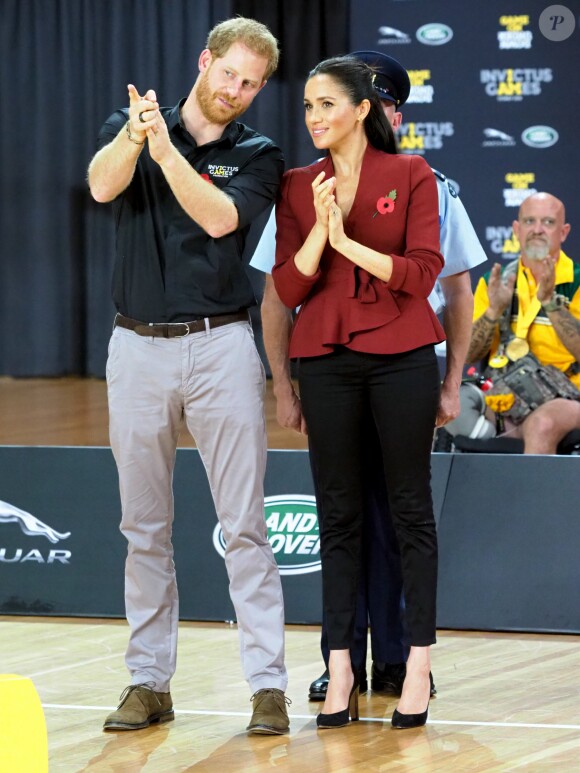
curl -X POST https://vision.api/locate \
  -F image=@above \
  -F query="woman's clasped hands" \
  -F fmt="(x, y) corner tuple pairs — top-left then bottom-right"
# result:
(312, 171), (346, 250)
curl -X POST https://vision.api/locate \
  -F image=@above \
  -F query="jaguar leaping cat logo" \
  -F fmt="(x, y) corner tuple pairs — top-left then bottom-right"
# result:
(483, 128), (514, 141)
(378, 26), (410, 40)
(0, 500), (71, 543)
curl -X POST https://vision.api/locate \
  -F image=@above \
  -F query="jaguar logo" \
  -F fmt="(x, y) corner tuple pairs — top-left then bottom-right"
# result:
(0, 500), (71, 543)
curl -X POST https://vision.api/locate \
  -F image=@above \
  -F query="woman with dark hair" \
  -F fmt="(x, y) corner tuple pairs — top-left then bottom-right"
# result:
(272, 56), (444, 730)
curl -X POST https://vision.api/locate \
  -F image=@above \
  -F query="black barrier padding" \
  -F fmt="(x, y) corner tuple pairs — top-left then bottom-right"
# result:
(1, 448), (579, 633)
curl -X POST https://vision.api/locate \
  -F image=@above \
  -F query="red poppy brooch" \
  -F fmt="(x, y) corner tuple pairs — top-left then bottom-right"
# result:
(373, 189), (397, 218)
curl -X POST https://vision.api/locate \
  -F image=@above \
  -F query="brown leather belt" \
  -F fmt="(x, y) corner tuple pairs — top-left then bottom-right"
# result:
(114, 311), (249, 338)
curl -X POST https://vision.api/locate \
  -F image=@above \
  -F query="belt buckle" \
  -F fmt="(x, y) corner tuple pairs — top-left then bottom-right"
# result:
(172, 322), (190, 338)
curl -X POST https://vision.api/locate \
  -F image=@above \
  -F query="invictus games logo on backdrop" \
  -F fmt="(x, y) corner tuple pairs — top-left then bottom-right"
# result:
(521, 126), (559, 149)
(480, 68), (553, 100)
(498, 15), (532, 49)
(503, 173), (537, 207)
(416, 23), (453, 46)
(212, 495), (320, 575)
(482, 128), (516, 147)
(485, 226), (521, 258)
(377, 25), (412, 45)
(0, 499), (72, 564)
(406, 70), (434, 104)
(397, 122), (454, 154)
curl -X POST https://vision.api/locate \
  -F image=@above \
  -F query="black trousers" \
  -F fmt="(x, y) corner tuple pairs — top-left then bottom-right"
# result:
(299, 345), (440, 651)
(319, 414), (409, 671)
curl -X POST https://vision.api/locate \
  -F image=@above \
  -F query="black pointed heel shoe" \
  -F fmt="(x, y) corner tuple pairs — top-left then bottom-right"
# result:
(316, 675), (359, 729)
(391, 702), (429, 729)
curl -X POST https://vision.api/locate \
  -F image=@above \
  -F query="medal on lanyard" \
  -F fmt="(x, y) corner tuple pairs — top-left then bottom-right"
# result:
(488, 348), (509, 368)
(505, 337), (530, 361)
(506, 266), (537, 362)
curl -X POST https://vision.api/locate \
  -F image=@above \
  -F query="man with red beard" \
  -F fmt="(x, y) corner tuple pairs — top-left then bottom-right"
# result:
(88, 18), (289, 735)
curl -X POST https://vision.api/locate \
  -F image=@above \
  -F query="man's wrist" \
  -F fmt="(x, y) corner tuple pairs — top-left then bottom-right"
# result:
(441, 373), (461, 390)
(482, 310), (500, 324)
(272, 377), (296, 398)
(158, 143), (180, 170)
(541, 293), (568, 313)
(125, 121), (145, 146)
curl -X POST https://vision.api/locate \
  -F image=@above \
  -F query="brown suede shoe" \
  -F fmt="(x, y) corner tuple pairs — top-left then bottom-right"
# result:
(103, 684), (174, 731)
(247, 688), (290, 735)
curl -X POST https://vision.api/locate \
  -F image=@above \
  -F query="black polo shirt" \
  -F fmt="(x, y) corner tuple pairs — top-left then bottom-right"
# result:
(96, 101), (284, 322)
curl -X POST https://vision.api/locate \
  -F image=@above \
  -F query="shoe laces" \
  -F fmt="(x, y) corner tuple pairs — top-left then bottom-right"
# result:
(250, 688), (292, 707)
(117, 681), (161, 709)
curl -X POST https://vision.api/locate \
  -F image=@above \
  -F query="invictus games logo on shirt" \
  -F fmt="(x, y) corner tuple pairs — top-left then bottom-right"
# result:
(497, 15), (532, 49)
(482, 128), (516, 147)
(480, 68), (552, 101)
(406, 70), (434, 104)
(206, 164), (239, 179)
(397, 122), (454, 154)
(485, 226), (521, 258)
(503, 173), (537, 207)
(377, 25), (412, 45)
(521, 126), (559, 149)
(416, 23), (453, 46)
(212, 495), (320, 575)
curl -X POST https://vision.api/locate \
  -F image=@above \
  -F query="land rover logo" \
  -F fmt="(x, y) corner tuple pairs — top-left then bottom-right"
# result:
(416, 23), (453, 45)
(521, 126), (559, 149)
(212, 495), (320, 575)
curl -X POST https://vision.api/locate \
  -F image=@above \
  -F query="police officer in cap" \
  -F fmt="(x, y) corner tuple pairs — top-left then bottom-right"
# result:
(249, 50), (487, 700)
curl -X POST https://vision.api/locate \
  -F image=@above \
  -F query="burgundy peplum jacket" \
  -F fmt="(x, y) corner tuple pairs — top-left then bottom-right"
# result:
(272, 144), (446, 359)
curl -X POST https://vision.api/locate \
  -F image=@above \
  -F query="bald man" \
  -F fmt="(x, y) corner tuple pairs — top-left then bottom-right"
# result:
(450, 192), (580, 454)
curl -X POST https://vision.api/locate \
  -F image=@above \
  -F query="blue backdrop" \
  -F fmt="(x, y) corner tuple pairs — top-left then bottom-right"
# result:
(350, 0), (580, 287)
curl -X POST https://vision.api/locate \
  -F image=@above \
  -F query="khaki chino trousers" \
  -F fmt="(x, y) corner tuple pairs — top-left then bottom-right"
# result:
(107, 320), (287, 693)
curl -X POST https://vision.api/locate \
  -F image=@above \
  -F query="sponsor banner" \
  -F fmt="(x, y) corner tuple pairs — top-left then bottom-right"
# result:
(485, 226), (521, 259)
(0, 499), (72, 565)
(376, 22), (454, 48)
(0, 447), (324, 623)
(377, 25), (412, 45)
(213, 494), (321, 576)
(0, 447), (450, 624)
(349, 0), (578, 325)
(482, 128), (516, 148)
(406, 70), (434, 104)
(503, 172), (537, 207)
(521, 125), (559, 149)
(416, 23), (453, 46)
(482, 126), (560, 150)
(397, 122), (454, 154)
(497, 15), (533, 49)
(480, 68), (553, 100)
(3, 447), (580, 633)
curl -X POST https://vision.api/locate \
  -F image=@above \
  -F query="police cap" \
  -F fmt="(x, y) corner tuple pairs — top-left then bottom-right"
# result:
(350, 50), (411, 107)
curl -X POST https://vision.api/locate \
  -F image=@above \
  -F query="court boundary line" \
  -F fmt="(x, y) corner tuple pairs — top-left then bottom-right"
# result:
(41, 704), (580, 731)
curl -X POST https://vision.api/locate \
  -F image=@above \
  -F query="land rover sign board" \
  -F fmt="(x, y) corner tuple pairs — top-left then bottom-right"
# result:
(213, 494), (320, 575)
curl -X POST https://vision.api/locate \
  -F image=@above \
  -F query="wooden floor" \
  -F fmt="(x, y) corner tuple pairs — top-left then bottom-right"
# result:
(2, 377), (580, 770)
(2, 618), (580, 771)
(0, 376), (308, 449)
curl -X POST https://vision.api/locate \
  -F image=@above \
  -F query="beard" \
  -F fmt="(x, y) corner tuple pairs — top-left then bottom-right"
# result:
(524, 237), (550, 261)
(196, 71), (245, 125)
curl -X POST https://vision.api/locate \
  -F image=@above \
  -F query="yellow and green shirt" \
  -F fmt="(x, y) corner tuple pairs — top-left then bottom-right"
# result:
(473, 251), (580, 389)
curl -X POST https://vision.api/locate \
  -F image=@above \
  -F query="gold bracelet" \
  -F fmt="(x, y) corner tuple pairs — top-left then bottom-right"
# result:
(125, 120), (145, 145)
